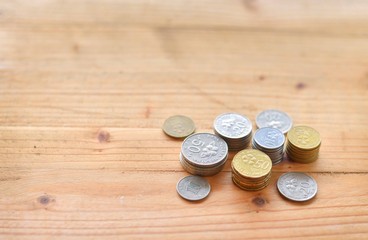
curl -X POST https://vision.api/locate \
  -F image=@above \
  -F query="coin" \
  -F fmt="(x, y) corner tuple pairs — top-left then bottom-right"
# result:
(286, 126), (321, 163)
(176, 175), (211, 201)
(180, 133), (228, 176)
(232, 149), (272, 178)
(162, 115), (195, 138)
(287, 125), (321, 150)
(213, 113), (252, 151)
(181, 133), (228, 167)
(256, 109), (293, 134)
(252, 127), (285, 165)
(277, 172), (318, 201)
(231, 149), (272, 191)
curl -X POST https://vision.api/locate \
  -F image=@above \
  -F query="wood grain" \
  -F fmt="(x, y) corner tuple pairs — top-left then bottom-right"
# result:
(0, 0), (367, 239)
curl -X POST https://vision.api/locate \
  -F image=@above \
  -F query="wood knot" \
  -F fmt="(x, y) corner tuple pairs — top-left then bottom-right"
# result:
(296, 82), (306, 90)
(38, 195), (51, 205)
(252, 196), (267, 207)
(97, 130), (110, 143)
(258, 75), (266, 81)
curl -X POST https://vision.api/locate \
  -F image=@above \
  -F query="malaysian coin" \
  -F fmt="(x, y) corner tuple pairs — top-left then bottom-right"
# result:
(256, 109), (293, 134)
(181, 133), (228, 167)
(213, 113), (252, 151)
(287, 125), (321, 150)
(252, 127), (285, 165)
(162, 115), (195, 138)
(231, 149), (272, 191)
(286, 125), (321, 163)
(176, 175), (211, 201)
(214, 113), (252, 139)
(232, 149), (272, 179)
(277, 172), (318, 202)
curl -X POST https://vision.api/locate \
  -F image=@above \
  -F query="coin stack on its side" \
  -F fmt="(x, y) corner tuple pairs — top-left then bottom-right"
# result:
(252, 127), (285, 165)
(180, 133), (228, 176)
(286, 126), (321, 163)
(213, 113), (252, 151)
(231, 149), (272, 191)
(255, 109), (293, 135)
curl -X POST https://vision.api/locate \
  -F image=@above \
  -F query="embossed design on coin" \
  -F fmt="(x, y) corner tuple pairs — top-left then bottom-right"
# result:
(162, 115), (195, 138)
(277, 172), (318, 201)
(231, 149), (272, 191)
(256, 109), (292, 134)
(213, 113), (253, 151)
(214, 113), (252, 138)
(232, 149), (272, 178)
(176, 176), (211, 201)
(182, 133), (228, 166)
(253, 127), (285, 149)
(252, 127), (285, 165)
(287, 126), (321, 149)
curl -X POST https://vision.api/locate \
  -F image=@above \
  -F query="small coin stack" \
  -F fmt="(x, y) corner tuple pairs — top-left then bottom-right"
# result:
(256, 109), (293, 134)
(252, 127), (285, 165)
(286, 126), (321, 163)
(213, 113), (252, 151)
(180, 133), (228, 176)
(231, 149), (272, 191)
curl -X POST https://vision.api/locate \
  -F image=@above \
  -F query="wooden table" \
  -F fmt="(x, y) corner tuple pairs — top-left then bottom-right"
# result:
(1, 1), (368, 239)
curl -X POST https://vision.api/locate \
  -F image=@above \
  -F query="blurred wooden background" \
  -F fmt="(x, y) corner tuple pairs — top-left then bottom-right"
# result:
(0, 0), (367, 239)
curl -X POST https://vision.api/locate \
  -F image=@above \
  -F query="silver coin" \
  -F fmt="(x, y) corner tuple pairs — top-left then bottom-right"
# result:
(176, 176), (211, 201)
(253, 127), (285, 149)
(181, 133), (228, 167)
(256, 110), (292, 134)
(277, 172), (318, 202)
(213, 113), (252, 139)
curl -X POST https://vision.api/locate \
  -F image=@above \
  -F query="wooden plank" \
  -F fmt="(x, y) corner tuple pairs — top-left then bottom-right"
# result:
(0, 171), (367, 239)
(1, 0), (368, 35)
(0, 127), (367, 173)
(0, 0), (368, 239)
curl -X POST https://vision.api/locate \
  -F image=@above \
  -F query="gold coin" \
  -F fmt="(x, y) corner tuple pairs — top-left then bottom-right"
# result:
(287, 126), (321, 150)
(162, 115), (195, 138)
(232, 149), (272, 178)
(232, 176), (270, 191)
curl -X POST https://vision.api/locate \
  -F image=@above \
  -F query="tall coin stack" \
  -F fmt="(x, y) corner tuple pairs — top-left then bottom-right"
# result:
(180, 133), (228, 176)
(252, 127), (285, 165)
(286, 126), (321, 163)
(231, 149), (272, 191)
(213, 113), (252, 151)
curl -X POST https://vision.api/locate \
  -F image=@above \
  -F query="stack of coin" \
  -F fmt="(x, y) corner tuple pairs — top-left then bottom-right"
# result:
(231, 149), (272, 191)
(180, 133), (228, 176)
(252, 127), (285, 165)
(256, 109), (293, 134)
(286, 126), (321, 163)
(213, 113), (252, 151)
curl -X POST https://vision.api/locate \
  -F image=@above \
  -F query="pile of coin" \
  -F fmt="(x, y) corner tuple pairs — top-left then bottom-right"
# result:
(252, 127), (285, 165)
(231, 149), (272, 191)
(256, 109), (293, 134)
(180, 133), (228, 176)
(286, 126), (321, 163)
(213, 113), (252, 151)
